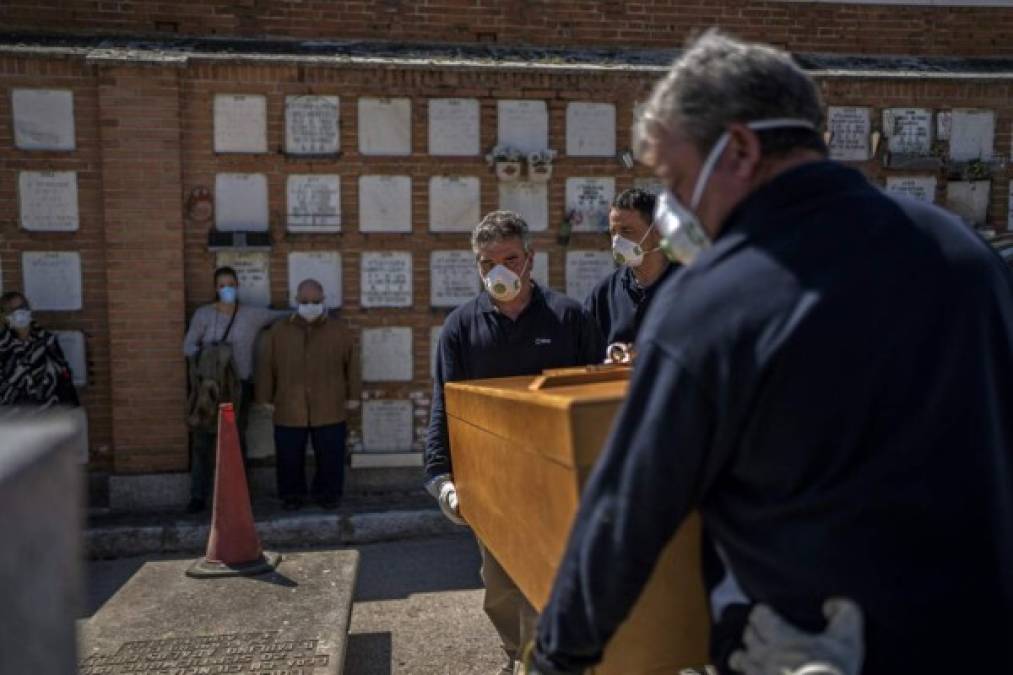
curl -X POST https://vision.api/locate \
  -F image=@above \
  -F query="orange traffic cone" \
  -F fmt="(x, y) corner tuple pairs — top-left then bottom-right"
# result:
(186, 403), (280, 577)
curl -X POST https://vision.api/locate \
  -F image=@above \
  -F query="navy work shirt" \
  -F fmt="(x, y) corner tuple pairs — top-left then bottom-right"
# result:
(425, 283), (604, 479)
(583, 262), (679, 345)
(534, 162), (1013, 674)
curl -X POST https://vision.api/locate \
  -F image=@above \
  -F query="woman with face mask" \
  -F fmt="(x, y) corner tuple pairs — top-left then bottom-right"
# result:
(0, 291), (80, 409)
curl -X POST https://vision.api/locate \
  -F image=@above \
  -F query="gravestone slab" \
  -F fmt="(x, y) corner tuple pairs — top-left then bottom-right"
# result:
(532, 251), (549, 289)
(430, 250), (480, 307)
(78, 551), (359, 675)
(285, 95), (340, 155)
(215, 173), (269, 232)
(827, 106), (871, 161)
(882, 108), (932, 156)
(945, 181), (990, 225)
(216, 251), (271, 307)
(359, 176), (412, 233)
(430, 325), (443, 378)
(362, 400), (413, 452)
(949, 109), (995, 162)
(499, 182), (548, 232)
(360, 252), (412, 307)
(22, 251), (82, 311)
(566, 250), (614, 301)
(429, 98), (480, 156)
(358, 98), (411, 156)
(214, 94), (267, 154)
(11, 88), (75, 151)
(936, 111), (951, 141)
(54, 330), (87, 387)
(430, 176), (481, 232)
(361, 327), (413, 382)
(19, 170), (79, 232)
(885, 176), (937, 204)
(566, 178), (615, 233)
(566, 102), (616, 157)
(288, 251), (342, 309)
(288, 175), (341, 232)
(633, 177), (665, 196)
(498, 100), (548, 155)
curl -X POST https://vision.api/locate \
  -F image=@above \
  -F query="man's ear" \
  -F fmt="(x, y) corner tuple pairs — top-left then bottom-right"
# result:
(726, 123), (762, 179)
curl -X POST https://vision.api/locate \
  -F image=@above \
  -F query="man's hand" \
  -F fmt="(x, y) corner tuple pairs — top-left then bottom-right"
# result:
(729, 598), (864, 675)
(425, 474), (467, 526)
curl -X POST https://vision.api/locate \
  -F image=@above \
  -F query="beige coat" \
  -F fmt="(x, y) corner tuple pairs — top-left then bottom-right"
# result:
(255, 314), (361, 428)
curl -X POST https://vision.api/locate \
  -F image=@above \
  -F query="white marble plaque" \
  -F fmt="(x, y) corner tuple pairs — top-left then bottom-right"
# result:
(936, 111), (951, 141)
(19, 171), (79, 232)
(362, 400), (414, 452)
(885, 176), (937, 204)
(566, 102), (616, 157)
(22, 251), (82, 311)
(358, 98), (411, 156)
(361, 327), (413, 382)
(287, 175), (341, 232)
(498, 100), (548, 155)
(827, 107), (871, 161)
(430, 325), (443, 378)
(287, 251), (342, 309)
(285, 95), (340, 155)
(213, 94), (267, 154)
(55, 331), (87, 387)
(882, 108), (932, 155)
(499, 182), (548, 232)
(633, 177), (665, 195)
(566, 177), (615, 233)
(12, 89), (75, 151)
(359, 176), (412, 233)
(566, 251), (614, 302)
(429, 98), (480, 156)
(430, 250), (480, 307)
(216, 251), (271, 307)
(361, 251), (413, 308)
(215, 173), (269, 231)
(430, 177), (481, 232)
(532, 251), (549, 289)
(945, 181), (990, 226)
(949, 109), (995, 162)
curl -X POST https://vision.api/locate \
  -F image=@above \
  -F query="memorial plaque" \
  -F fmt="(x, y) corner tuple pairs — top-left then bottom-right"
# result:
(285, 95), (340, 155)
(430, 250), (480, 308)
(937, 111), (951, 141)
(362, 400), (414, 452)
(499, 182), (548, 232)
(566, 178), (615, 233)
(11, 88), (75, 151)
(54, 331), (87, 387)
(430, 325), (443, 378)
(19, 171), (79, 232)
(358, 97), (411, 156)
(22, 251), (82, 311)
(361, 327), (413, 382)
(633, 177), (665, 196)
(885, 176), (937, 204)
(430, 176), (481, 232)
(216, 251), (271, 307)
(949, 109), (995, 162)
(287, 174), (341, 232)
(945, 181), (990, 226)
(566, 102), (616, 157)
(287, 251), (342, 309)
(882, 108), (932, 155)
(215, 173), (269, 231)
(566, 250), (614, 302)
(827, 107), (871, 162)
(361, 251), (412, 307)
(359, 175), (412, 233)
(213, 94), (267, 154)
(532, 251), (549, 289)
(498, 100), (548, 155)
(429, 98), (480, 156)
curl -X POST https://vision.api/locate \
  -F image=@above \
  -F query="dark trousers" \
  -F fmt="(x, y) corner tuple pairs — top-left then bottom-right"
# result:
(274, 422), (346, 502)
(189, 380), (253, 501)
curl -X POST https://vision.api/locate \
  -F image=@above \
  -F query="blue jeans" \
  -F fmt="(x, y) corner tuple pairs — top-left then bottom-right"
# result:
(273, 422), (346, 502)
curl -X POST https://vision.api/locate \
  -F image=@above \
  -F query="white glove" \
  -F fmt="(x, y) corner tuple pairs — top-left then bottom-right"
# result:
(425, 474), (467, 526)
(729, 598), (864, 675)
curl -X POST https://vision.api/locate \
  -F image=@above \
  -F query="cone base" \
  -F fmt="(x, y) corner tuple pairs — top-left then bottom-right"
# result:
(185, 551), (282, 579)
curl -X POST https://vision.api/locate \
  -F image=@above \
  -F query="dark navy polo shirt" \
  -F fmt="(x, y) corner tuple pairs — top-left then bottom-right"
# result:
(534, 161), (1013, 674)
(425, 283), (604, 479)
(583, 261), (679, 345)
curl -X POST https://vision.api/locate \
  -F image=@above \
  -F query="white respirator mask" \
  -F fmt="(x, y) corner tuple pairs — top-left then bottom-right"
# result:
(6, 308), (32, 330)
(297, 302), (325, 321)
(611, 221), (658, 268)
(483, 256), (530, 303)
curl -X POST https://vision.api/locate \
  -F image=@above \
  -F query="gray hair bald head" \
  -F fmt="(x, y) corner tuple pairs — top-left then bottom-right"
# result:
(471, 210), (531, 256)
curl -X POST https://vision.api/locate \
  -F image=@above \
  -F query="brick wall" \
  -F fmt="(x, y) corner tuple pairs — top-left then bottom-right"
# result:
(1, 1), (1013, 58)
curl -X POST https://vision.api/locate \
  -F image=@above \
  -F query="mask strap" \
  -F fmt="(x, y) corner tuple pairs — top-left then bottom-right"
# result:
(637, 220), (656, 245)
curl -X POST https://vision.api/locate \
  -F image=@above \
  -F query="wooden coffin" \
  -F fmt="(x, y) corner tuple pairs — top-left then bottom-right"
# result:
(445, 366), (710, 674)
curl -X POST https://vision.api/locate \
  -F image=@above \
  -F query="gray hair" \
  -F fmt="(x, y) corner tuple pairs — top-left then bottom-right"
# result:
(470, 210), (531, 255)
(635, 30), (825, 159)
